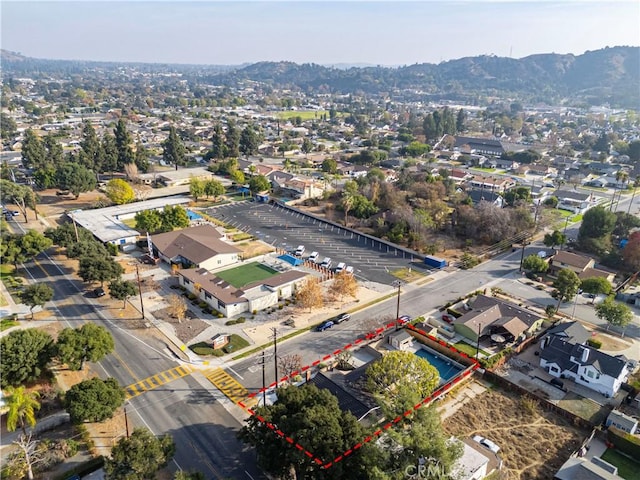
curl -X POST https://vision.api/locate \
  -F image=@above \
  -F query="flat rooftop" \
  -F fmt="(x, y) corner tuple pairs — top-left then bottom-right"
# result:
(70, 196), (191, 244)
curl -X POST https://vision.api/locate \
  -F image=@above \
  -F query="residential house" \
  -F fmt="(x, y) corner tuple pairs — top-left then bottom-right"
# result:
(450, 437), (498, 480)
(449, 169), (473, 184)
(178, 268), (308, 318)
(454, 136), (505, 156)
(539, 336), (628, 397)
(493, 158), (520, 170)
(466, 189), (504, 207)
(546, 321), (591, 345)
(549, 251), (615, 282)
(148, 166), (220, 187)
(555, 456), (623, 480)
(151, 225), (241, 270)
(453, 295), (545, 343)
(605, 409), (638, 434)
(553, 189), (596, 214)
(530, 184), (554, 205)
(467, 175), (514, 193)
(388, 330), (414, 350)
(527, 164), (558, 177)
(587, 162), (619, 176)
(268, 171), (326, 200)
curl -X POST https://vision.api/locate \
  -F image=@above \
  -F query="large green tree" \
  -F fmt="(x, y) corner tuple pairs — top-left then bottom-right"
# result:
(595, 297), (634, 334)
(109, 279), (138, 309)
(45, 222), (93, 248)
(101, 133), (119, 175)
(18, 230), (53, 263)
(208, 123), (226, 160)
(239, 384), (372, 479)
(239, 124), (261, 157)
(522, 254), (549, 274)
(114, 119), (134, 171)
(552, 268), (581, 311)
(79, 121), (103, 171)
(0, 328), (54, 388)
(580, 277), (612, 303)
(543, 230), (567, 249)
(5, 386), (40, 436)
(578, 206), (616, 253)
(78, 256), (124, 286)
(189, 177), (205, 202)
(64, 377), (125, 423)
(204, 179), (225, 200)
(56, 323), (115, 370)
(20, 284), (54, 320)
(55, 163), (97, 199)
(105, 428), (175, 480)
(134, 209), (163, 234)
(224, 120), (240, 158)
(160, 205), (190, 231)
(21, 129), (46, 170)
(163, 126), (186, 171)
(248, 175), (270, 194)
(366, 350), (439, 418)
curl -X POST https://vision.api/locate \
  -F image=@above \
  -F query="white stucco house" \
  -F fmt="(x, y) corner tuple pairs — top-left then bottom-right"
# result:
(151, 225), (241, 270)
(539, 336), (629, 398)
(178, 268), (308, 318)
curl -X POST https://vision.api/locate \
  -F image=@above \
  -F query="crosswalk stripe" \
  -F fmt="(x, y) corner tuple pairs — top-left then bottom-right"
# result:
(123, 366), (193, 399)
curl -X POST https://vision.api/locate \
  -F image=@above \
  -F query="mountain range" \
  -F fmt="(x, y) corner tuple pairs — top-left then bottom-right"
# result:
(2, 46), (638, 109)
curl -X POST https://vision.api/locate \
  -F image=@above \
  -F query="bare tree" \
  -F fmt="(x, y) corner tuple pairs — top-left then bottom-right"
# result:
(295, 279), (324, 312)
(278, 353), (303, 382)
(167, 294), (187, 323)
(11, 434), (42, 480)
(328, 271), (358, 303)
(124, 162), (139, 181)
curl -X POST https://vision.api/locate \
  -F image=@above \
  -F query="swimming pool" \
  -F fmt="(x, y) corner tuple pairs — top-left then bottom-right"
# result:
(414, 347), (463, 383)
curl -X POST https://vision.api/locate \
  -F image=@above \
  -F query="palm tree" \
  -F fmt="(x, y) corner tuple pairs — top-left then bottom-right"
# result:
(5, 386), (40, 436)
(627, 177), (640, 214)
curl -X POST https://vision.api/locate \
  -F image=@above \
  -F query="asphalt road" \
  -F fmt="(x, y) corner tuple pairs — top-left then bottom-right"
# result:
(205, 201), (424, 285)
(9, 221), (265, 480)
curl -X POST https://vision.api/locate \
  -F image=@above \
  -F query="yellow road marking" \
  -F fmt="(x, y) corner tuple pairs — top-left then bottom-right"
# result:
(124, 365), (193, 399)
(202, 368), (250, 404)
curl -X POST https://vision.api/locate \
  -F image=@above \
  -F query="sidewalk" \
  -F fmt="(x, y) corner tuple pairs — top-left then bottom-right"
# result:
(0, 272), (30, 319)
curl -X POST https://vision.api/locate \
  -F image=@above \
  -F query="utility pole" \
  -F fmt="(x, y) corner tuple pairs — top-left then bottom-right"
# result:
(271, 327), (278, 386)
(393, 280), (402, 330)
(256, 351), (271, 407)
(135, 265), (145, 320)
(69, 211), (80, 243)
(519, 239), (529, 272)
(476, 322), (481, 361)
(124, 404), (130, 438)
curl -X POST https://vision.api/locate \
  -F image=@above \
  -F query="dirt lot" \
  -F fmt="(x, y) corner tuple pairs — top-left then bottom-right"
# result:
(444, 388), (586, 480)
(235, 240), (275, 259)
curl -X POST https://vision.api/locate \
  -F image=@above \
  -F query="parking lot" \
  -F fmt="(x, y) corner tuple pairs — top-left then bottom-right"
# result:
(205, 201), (422, 285)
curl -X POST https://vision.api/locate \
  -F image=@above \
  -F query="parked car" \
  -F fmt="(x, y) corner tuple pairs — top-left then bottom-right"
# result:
(94, 287), (106, 297)
(345, 265), (354, 275)
(586, 293), (596, 299)
(549, 378), (564, 389)
(472, 435), (500, 453)
(334, 312), (351, 324)
(294, 245), (305, 256)
(320, 257), (332, 269)
(283, 318), (295, 327)
(398, 315), (411, 325)
(442, 314), (454, 323)
(308, 251), (319, 262)
(335, 262), (346, 273)
(537, 250), (547, 258)
(316, 320), (334, 332)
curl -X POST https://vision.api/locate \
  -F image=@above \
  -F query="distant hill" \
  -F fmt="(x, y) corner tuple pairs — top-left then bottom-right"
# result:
(210, 46), (639, 109)
(2, 47), (638, 108)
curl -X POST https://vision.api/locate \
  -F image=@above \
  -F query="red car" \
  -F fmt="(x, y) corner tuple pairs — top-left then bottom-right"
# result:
(442, 314), (454, 323)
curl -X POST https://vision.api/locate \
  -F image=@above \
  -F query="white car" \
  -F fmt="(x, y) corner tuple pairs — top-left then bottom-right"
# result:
(472, 435), (500, 453)
(320, 257), (332, 269)
(294, 245), (305, 256)
(345, 265), (354, 275)
(335, 262), (346, 273)
(308, 251), (319, 262)
(537, 251), (547, 258)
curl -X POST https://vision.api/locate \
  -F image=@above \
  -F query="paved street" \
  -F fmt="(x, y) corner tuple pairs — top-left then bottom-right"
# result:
(8, 221), (265, 480)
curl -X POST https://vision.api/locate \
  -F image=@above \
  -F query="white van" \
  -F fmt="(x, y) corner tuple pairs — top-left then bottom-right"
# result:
(335, 262), (346, 273)
(308, 251), (319, 262)
(294, 245), (305, 256)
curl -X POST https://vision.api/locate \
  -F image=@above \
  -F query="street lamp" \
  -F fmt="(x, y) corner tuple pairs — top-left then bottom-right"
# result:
(475, 322), (482, 361)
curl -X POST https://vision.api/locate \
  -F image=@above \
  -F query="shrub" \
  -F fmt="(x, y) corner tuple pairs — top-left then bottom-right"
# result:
(278, 305), (284, 310)
(198, 301), (207, 309)
(587, 338), (602, 349)
(187, 293), (197, 301)
(252, 310), (257, 315)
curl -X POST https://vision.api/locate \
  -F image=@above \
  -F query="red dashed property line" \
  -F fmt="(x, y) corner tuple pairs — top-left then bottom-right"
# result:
(241, 319), (480, 470)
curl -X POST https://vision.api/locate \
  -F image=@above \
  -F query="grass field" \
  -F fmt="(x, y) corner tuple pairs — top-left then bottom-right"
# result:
(276, 110), (329, 121)
(601, 449), (640, 480)
(216, 262), (278, 288)
(454, 341), (489, 357)
(121, 218), (138, 229)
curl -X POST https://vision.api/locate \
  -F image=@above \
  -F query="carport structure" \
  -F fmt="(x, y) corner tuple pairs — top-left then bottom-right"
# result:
(205, 200), (424, 285)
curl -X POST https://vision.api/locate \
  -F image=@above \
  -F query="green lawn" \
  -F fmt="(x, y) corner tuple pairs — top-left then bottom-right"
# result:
(601, 449), (640, 480)
(454, 341), (489, 357)
(121, 218), (138, 229)
(0, 318), (19, 331)
(276, 110), (329, 121)
(215, 262), (278, 288)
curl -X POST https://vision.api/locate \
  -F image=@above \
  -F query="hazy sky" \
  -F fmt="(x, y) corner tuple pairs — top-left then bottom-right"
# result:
(2, 1), (639, 66)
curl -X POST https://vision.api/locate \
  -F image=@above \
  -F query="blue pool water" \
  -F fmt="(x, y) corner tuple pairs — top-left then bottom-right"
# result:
(414, 348), (463, 383)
